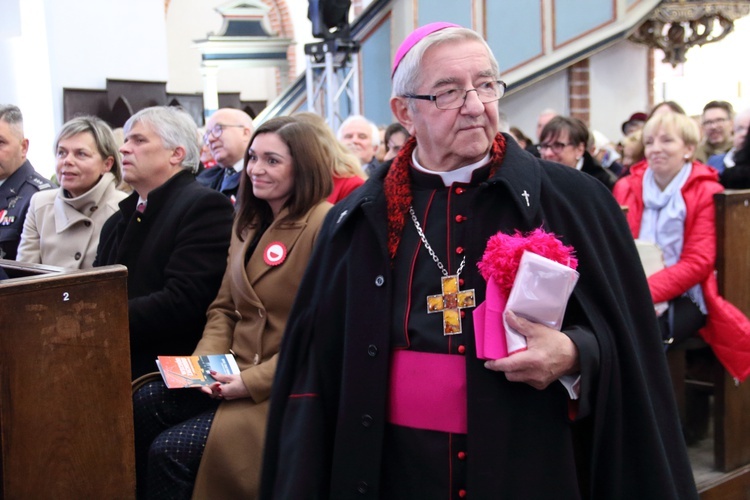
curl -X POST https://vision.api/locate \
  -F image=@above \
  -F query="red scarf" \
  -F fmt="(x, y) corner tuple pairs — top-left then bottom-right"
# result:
(383, 133), (507, 262)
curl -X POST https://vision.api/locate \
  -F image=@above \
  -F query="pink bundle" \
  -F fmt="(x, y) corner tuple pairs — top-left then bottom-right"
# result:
(474, 228), (579, 360)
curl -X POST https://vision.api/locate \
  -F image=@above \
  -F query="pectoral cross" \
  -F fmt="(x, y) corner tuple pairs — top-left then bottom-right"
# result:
(521, 190), (530, 207)
(426, 275), (476, 335)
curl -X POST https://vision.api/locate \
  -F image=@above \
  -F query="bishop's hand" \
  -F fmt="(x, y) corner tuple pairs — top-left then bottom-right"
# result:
(484, 310), (580, 390)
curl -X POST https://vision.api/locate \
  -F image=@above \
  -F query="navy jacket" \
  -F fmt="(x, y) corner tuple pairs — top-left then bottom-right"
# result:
(0, 160), (53, 259)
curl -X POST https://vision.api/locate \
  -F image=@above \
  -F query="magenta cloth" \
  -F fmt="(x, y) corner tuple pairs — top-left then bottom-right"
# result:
(473, 277), (509, 360)
(387, 350), (467, 434)
(391, 22), (461, 77)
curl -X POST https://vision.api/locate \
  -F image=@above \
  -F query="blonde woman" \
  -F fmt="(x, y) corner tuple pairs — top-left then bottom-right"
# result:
(18, 116), (126, 268)
(295, 112), (366, 203)
(614, 112), (749, 350)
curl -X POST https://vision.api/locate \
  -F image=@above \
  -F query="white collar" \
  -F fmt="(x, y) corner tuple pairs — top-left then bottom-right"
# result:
(575, 156), (584, 171)
(411, 149), (491, 187)
(724, 148), (736, 169)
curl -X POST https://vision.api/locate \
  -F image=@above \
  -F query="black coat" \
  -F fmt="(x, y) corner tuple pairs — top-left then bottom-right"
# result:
(581, 151), (617, 191)
(95, 170), (233, 378)
(261, 137), (697, 499)
(720, 163), (750, 189)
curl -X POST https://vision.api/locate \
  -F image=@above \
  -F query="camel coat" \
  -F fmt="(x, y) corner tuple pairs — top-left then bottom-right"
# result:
(191, 201), (331, 499)
(17, 173), (126, 268)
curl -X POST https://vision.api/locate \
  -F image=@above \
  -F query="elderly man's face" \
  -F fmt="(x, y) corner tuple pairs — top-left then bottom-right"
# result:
(339, 119), (376, 165)
(0, 120), (28, 181)
(391, 39), (499, 172)
(205, 109), (252, 167)
(702, 107), (732, 146)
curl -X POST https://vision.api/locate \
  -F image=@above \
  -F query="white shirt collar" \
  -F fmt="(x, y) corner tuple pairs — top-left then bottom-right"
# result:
(411, 148), (491, 187)
(575, 156), (584, 171)
(725, 148), (736, 169)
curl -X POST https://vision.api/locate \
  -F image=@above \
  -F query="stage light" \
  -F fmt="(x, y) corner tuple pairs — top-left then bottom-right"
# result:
(308, 0), (352, 39)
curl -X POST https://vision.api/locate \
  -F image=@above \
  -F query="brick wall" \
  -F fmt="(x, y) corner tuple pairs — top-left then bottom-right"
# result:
(647, 48), (655, 111)
(568, 59), (590, 125)
(262, 0), (296, 95)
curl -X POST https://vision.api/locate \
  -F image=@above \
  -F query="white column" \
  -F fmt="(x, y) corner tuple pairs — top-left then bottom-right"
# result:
(0, 0), (56, 179)
(201, 65), (220, 120)
(0, 0), (21, 94)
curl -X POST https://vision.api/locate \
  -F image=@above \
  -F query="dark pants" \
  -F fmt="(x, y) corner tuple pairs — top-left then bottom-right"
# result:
(658, 295), (707, 349)
(133, 381), (220, 500)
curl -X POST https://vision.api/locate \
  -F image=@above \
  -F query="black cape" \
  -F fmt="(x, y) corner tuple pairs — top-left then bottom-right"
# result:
(261, 136), (697, 499)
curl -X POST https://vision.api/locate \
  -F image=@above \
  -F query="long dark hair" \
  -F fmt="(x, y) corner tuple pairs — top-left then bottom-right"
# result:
(235, 116), (334, 240)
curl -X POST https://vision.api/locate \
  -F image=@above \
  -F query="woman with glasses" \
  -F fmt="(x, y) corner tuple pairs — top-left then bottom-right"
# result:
(133, 116), (333, 499)
(537, 116), (617, 190)
(17, 116), (127, 268)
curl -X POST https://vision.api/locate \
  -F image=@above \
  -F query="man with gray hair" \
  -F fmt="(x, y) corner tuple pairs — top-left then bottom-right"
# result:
(95, 106), (233, 379)
(337, 114), (381, 175)
(0, 104), (53, 260)
(263, 23), (697, 499)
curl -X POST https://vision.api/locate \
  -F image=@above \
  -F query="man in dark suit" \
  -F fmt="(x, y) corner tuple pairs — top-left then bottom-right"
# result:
(95, 106), (233, 379)
(196, 108), (253, 204)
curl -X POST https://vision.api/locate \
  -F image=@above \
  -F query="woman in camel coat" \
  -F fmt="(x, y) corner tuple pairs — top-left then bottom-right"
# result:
(133, 116), (333, 499)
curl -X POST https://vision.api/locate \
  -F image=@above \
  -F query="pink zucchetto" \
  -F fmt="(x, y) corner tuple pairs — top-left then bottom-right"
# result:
(391, 22), (462, 78)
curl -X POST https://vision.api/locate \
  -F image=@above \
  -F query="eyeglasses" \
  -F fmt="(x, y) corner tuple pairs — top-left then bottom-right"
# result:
(402, 80), (506, 110)
(203, 124), (245, 143)
(702, 117), (728, 128)
(538, 141), (574, 154)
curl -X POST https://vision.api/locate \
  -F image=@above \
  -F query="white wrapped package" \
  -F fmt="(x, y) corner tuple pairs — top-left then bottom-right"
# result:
(503, 250), (580, 354)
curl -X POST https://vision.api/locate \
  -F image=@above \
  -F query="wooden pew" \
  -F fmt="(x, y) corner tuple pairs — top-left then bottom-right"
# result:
(694, 190), (750, 498)
(0, 260), (135, 499)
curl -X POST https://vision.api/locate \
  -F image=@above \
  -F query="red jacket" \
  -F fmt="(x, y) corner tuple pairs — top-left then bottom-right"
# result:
(328, 175), (365, 204)
(614, 161), (750, 381)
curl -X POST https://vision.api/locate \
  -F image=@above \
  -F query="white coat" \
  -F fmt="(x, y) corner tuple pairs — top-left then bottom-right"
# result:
(17, 172), (127, 269)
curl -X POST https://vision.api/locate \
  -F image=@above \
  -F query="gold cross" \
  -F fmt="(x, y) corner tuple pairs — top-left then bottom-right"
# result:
(426, 275), (476, 335)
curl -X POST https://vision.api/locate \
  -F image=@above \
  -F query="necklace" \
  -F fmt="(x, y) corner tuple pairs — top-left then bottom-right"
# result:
(409, 206), (476, 336)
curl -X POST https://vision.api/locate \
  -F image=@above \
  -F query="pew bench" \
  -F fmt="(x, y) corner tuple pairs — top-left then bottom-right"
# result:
(0, 260), (136, 499)
(675, 190), (750, 498)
